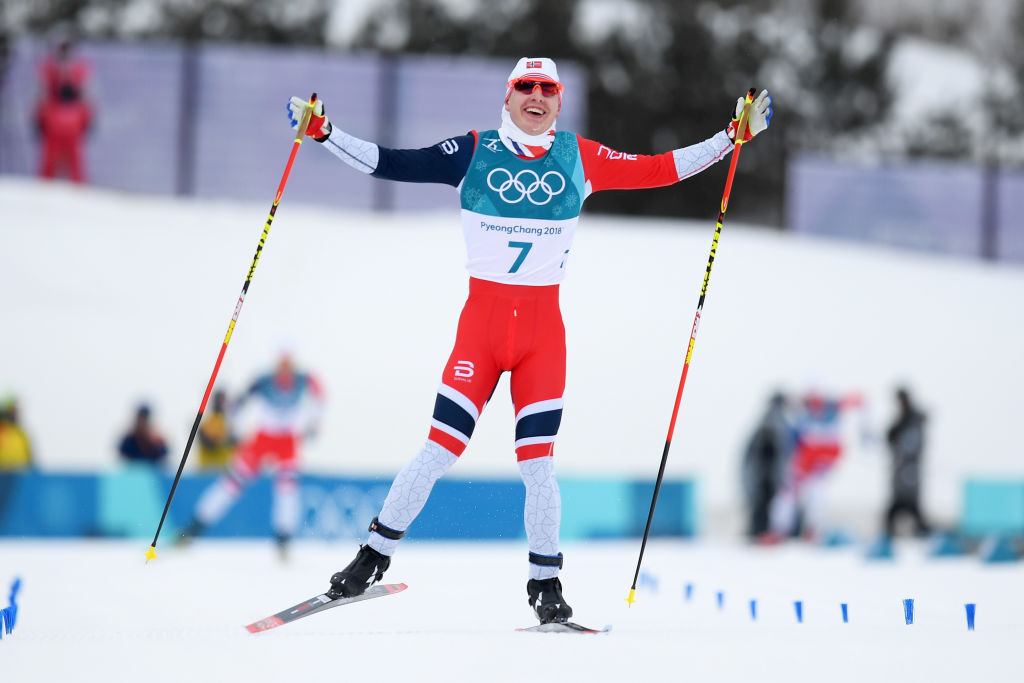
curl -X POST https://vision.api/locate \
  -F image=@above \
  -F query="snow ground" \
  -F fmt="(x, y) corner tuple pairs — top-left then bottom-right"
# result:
(0, 539), (1020, 682)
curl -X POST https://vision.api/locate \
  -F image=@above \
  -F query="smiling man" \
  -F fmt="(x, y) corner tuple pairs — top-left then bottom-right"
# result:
(288, 57), (772, 625)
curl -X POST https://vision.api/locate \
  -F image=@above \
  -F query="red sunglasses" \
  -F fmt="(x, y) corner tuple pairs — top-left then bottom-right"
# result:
(511, 79), (563, 97)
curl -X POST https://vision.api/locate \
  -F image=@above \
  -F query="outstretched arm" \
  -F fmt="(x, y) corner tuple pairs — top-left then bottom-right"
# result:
(578, 132), (733, 193)
(580, 89), (772, 194)
(287, 95), (475, 187)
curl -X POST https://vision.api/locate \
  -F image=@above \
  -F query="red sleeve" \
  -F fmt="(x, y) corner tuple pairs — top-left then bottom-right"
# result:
(839, 394), (864, 409)
(306, 374), (326, 401)
(577, 135), (679, 194)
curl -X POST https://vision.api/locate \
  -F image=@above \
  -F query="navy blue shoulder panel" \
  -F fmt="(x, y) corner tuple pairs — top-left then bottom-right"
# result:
(372, 132), (476, 187)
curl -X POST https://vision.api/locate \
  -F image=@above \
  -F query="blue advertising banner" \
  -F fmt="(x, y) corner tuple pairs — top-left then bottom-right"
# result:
(0, 470), (696, 541)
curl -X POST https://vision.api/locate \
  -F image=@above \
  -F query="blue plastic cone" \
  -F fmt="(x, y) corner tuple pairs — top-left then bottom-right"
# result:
(638, 570), (659, 593)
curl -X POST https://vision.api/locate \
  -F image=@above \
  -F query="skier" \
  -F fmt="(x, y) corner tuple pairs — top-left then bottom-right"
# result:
(179, 349), (324, 558)
(767, 387), (863, 542)
(288, 57), (772, 623)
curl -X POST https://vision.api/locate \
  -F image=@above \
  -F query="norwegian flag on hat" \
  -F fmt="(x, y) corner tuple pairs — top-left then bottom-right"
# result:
(506, 57), (561, 85)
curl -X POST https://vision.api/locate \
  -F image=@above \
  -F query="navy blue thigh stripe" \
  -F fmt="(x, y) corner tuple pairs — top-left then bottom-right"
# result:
(433, 393), (477, 440)
(515, 409), (563, 441)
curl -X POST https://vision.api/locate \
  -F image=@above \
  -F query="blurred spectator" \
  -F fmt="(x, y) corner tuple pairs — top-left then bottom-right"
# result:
(883, 387), (931, 538)
(178, 349), (324, 559)
(741, 391), (792, 539)
(0, 395), (34, 471)
(118, 403), (168, 466)
(197, 389), (237, 470)
(767, 387), (865, 542)
(35, 35), (92, 183)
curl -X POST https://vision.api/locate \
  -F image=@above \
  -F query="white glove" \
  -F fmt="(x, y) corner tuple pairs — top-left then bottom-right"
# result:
(287, 95), (331, 141)
(727, 89), (772, 143)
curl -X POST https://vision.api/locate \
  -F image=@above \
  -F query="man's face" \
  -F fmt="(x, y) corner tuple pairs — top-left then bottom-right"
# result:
(274, 355), (295, 384)
(505, 82), (561, 136)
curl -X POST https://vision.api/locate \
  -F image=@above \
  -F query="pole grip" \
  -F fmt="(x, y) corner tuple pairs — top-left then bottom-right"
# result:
(294, 92), (318, 141)
(735, 87), (756, 142)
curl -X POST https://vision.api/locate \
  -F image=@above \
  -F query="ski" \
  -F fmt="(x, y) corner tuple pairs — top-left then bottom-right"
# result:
(517, 621), (611, 634)
(245, 583), (408, 633)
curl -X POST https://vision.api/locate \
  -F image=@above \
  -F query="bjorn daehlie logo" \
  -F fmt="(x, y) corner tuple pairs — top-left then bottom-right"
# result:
(486, 168), (565, 205)
(454, 360), (474, 380)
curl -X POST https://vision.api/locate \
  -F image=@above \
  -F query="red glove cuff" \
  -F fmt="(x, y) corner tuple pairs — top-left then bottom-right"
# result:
(727, 119), (754, 144)
(305, 112), (327, 138)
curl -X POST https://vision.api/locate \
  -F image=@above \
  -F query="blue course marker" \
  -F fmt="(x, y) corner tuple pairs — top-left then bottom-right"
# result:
(841, 603), (849, 623)
(638, 570), (659, 593)
(965, 603), (976, 631)
(684, 583), (693, 601)
(794, 600), (804, 623)
(904, 598), (915, 625)
(716, 591), (724, 610)
(749, 599), (757, 621)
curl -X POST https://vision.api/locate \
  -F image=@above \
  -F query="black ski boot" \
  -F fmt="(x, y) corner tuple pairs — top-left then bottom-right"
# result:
(174, 519), (206, 547)
(527, 577), (573, 624)
(275, 533), (290, 563)
(327, 545), (391, 599)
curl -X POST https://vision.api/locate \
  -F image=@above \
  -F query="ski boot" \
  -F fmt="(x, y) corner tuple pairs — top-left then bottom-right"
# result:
(527, 577), (573, 624)
(174, 519), (206, 547)
(275, 533), (290, 563)
(327, 545), (391, 599)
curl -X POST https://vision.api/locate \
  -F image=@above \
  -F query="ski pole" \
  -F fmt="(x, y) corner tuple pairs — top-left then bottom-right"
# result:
(145, 93), (318, 562)
(626, 88), (756, 605)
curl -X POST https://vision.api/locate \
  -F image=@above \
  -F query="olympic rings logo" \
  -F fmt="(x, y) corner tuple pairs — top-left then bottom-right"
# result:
(486, 168), (566, 205)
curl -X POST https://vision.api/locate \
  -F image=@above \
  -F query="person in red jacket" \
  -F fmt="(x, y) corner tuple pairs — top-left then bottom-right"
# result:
(35, 39), (92, 183)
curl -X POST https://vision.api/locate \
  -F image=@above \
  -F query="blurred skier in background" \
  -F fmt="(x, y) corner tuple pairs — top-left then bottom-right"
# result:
(35, 34), (92, 183)
(741, 391), (792, 539)
(883, 386), (930, 538)
(766, 387), (865, 543)
(178, 348), (324, 559)
(287, 57), (772, 623)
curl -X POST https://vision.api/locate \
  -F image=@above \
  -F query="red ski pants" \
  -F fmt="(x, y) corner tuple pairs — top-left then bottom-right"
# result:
(427, 278), (566, 461)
